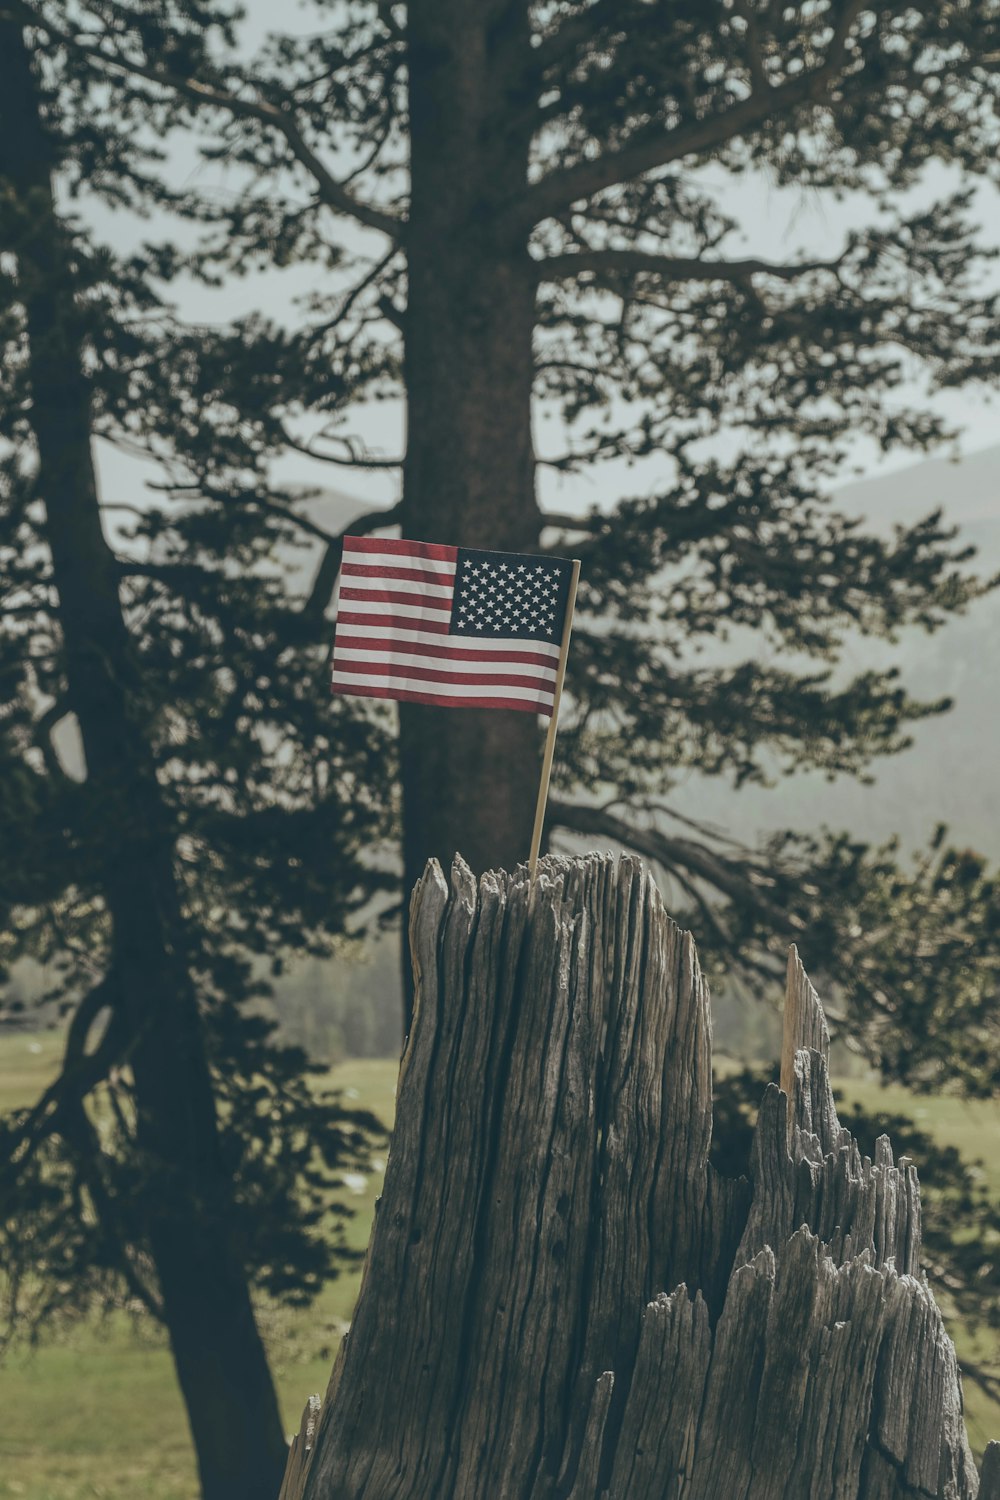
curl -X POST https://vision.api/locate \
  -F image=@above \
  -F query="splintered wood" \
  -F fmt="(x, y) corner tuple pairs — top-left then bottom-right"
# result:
(283, 854), (998, 1500)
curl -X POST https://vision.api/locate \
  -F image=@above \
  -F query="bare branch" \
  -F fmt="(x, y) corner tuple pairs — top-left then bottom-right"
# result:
(548, 799), (797, 931)
(314, 248), (401, 337)
(31, 698), (74, 783)
(280, 427), (404, 470)
(304, 501), (402, 622)
(535, 247), (844, 285)
(0, 974), (121, 1185)
(733, 0), (769, 94)
(377, 293), (406, 330)
(539, 510), (605, 532)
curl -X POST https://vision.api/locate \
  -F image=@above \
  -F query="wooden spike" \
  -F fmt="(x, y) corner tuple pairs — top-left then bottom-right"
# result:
(779, 943), (830, 1140)
(278, 1395), (321, 1500)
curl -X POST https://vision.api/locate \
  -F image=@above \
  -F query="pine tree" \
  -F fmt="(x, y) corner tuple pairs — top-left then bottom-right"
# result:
(0, 15), (391, 1499)
(6, 0), (1000, 1467)
(21, 0), (1000, 1044)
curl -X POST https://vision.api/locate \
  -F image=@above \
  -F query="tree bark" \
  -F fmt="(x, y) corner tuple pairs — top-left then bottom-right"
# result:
(283, 854), (997, 1499)
(400, 0), (544, 918)
(0, 26), (287, 1500)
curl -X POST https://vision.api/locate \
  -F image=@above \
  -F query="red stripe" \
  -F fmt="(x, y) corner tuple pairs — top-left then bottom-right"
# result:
(338, 587), (452, 611)
(332, 659), (555, 693)
(344, 536), (458, 562)
(333, 610), (452, 634)
(341, 562), (456, 585)
(334, 633), (558, 670)
(332, 682), (548, 714)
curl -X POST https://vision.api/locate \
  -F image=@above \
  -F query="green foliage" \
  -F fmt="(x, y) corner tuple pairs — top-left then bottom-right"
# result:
(16, 0), (998, 1059)
(0, 999), (387, 1342)
(0, 13), (397, 1355)
(4, 0), (1000, 1390)
(695, 831), (1000, 1094)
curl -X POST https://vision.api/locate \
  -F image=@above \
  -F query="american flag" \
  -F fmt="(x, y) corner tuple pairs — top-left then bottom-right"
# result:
(331, 536), (575, 715)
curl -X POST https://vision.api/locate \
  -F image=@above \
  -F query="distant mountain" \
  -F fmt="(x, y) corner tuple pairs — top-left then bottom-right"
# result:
(838, 443), (1000, 548)
(300, 451), (1000, 857)
(671, 443), (1000, 858)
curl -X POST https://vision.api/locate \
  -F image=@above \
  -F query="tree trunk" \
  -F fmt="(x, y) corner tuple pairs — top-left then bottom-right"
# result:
(0, 27), (288, 1500)
(400, 1), (543, 914)
(283, 854), (998, 1500)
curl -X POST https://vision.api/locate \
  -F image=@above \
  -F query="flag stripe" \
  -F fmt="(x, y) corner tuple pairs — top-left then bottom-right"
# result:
(332, 678), (551, 711)
(333, 655), (556, 686)
(339, 577), (454, 601)
(340, 562), (457, 586)
(339, 586), (453, 611)
(333, 682), (547, 713)
(333, 609), (453, 635)
(344, 537), (458, 563)
(334, 634), (560, 668)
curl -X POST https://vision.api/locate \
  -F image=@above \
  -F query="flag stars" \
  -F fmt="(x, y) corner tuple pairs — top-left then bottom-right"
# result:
(453, 551), (568, 642)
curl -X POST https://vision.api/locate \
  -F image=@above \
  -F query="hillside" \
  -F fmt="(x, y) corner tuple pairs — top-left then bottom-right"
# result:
(675, 444), (1000, 857)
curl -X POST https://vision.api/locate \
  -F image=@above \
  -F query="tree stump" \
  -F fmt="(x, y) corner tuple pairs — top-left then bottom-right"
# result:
(282, 855), (999, 1499)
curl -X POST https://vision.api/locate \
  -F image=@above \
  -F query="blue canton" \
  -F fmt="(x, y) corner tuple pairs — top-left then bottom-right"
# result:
(450, 548), (573, 642)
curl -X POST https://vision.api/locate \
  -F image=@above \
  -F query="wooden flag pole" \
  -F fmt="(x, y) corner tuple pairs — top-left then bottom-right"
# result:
(528, 558), (581, 883)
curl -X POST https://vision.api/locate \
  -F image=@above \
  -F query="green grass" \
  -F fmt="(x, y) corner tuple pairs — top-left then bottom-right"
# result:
(0, 1042), (399, 1500)
(0, 1034), (997, 1496)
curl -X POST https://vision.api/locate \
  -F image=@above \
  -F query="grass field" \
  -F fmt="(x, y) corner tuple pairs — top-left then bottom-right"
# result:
(0, 1035), (398, 1500)
(0, 1030), (997, 1497)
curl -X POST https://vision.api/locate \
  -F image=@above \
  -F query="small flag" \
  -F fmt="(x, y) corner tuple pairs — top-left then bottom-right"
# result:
(331, 536), (575, 715)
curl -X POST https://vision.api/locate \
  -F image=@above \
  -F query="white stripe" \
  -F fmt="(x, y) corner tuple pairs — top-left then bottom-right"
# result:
(332, 671), (553, 704)
(335, 620), (562, 659)
(333, 648), (557, 681)
(337, 600), (453, 623)
(339, 574), (454, 600)
(342, 549), (457, 577)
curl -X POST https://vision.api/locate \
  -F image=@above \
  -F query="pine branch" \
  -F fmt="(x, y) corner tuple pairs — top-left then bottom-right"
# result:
(548, 799), (796, 931)
(280, 427), (404, 469)
(535, 248), (845, 285)
(539, 509), (605, 532)
(516, 0), (866, 229)
(732, 0), (769, 95)
(11, 1), (401, 239)
(530, 0), (637, 76)
(147, 481), (343, 547)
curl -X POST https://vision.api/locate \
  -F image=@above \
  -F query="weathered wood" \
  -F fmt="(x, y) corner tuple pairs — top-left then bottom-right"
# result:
(981, 1442), (1000, 1499)
(779, 944), (830, 1143)
(278, 1398), (321, 1500)
(285, 854), (992, 1499)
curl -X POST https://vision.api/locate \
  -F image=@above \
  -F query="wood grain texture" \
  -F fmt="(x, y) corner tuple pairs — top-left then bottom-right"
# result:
(285, 854), (991, 1500)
